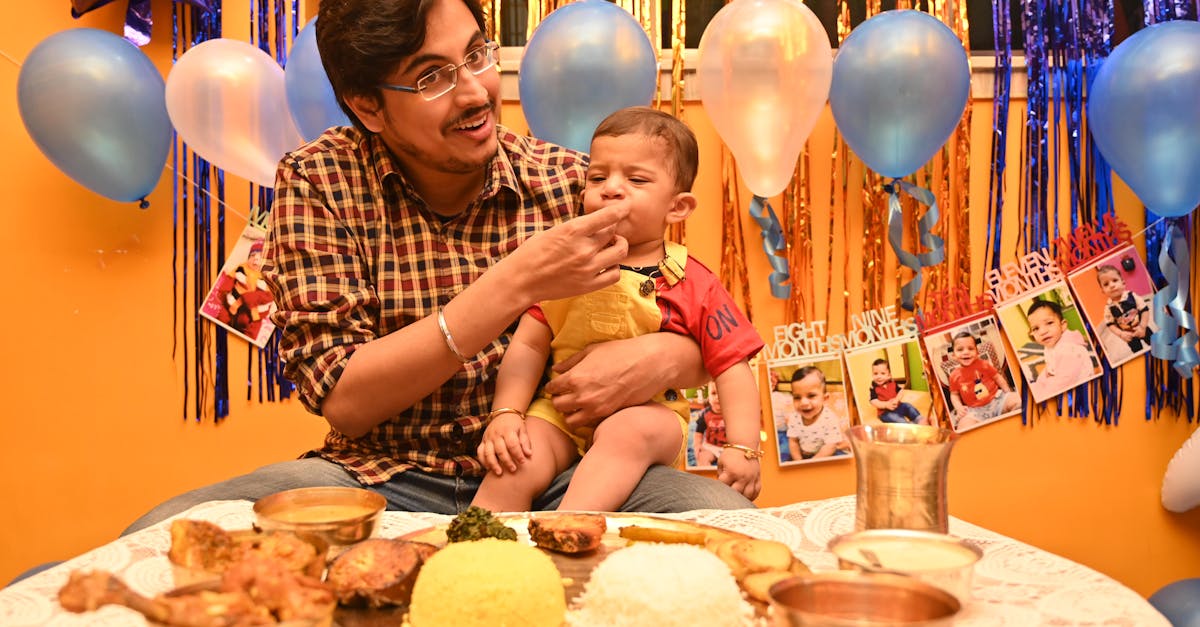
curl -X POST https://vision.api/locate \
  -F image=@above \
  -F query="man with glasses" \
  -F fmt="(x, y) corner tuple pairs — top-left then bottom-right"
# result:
(122, 0), (752, 534)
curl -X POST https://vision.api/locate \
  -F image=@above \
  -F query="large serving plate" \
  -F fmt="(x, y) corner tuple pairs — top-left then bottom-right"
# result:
(402, 512), (751, 605)
(170, 514), (759, 626)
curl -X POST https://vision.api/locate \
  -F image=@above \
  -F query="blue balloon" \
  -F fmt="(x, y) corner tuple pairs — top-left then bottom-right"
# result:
(285, 17), (351, 142)
(1088, 21), (1200, 218)
(1148, 578), (1200, 626)
(829, 10), (970, 179)
(519, 0), (658, 152)
(17, 28), (171, 204)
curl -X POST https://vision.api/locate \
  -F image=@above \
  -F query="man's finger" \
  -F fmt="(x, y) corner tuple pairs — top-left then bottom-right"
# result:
(570, 203), (628, 235)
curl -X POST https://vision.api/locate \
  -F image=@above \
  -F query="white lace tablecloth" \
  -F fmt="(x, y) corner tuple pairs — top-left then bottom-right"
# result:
(0, 495), (1167, 626)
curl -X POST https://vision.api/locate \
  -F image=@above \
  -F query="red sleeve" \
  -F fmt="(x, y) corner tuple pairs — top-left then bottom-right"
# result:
(657, 256), (764, 377)
(526, 303), (548, 325)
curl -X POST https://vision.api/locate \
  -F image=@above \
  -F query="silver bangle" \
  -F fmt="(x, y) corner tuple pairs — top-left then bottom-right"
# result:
(437, 308), (472, 363)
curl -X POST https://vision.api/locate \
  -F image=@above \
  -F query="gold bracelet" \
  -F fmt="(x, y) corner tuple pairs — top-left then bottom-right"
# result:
(487, 407), (525, 421)
(437, 308), (472, 363)
(722, 443), (765, 460)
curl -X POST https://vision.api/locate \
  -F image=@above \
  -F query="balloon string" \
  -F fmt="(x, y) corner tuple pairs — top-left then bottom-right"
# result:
(0, 49), (21, 66)
(166, 164), (254, 225)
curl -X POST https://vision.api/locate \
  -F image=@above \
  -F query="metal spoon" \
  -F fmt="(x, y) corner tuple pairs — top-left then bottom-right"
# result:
(859, 548), (885, 570)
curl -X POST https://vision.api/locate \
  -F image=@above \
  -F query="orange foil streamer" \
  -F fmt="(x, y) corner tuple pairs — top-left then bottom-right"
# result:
(720, 147), (754, 323)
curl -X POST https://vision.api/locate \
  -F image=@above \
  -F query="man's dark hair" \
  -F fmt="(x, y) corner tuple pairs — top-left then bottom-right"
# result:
(317, 0), (488, 132)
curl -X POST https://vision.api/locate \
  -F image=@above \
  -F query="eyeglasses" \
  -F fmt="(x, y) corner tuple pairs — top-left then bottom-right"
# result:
(379, 41), (500, 101)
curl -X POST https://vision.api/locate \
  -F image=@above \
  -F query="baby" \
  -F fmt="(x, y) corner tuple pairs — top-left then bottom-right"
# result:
(1095, 264), (1154, 353)
(867, 358), (928, 425)
(786, 367), (849, 461)
(1026, 299), (1095, 399)
(472, 107), (764, 513)
(947, 332), (1020, 430)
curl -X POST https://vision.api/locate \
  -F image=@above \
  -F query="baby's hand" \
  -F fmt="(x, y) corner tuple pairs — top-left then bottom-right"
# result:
(477, 413), (531, 475)
(956, 406), (969, 418)
(717, 450), (762, 500)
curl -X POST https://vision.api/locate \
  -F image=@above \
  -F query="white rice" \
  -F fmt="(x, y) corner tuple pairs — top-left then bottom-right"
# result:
(566, 543), (756, 627)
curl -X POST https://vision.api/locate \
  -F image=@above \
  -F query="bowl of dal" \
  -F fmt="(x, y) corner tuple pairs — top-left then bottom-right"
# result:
(827, 529), (982, 603)
(253, 487), (385, 547)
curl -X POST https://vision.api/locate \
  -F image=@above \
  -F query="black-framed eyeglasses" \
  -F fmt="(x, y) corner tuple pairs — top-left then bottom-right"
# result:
(379, 41), (500, 101)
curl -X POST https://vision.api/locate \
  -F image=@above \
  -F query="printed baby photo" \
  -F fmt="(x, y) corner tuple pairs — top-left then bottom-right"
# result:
(1066, 244), (1157, 368)
(766, 354), (853, 466)
(685, 382), (722, 470)
(996, 283), (1103, 404)
(844, 338), (936, 428)
(922, 314), (1022, 433)
(199, 226), (277, 348)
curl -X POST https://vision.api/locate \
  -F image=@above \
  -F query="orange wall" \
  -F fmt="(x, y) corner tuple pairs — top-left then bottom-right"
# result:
(3, 0), (1198, 599)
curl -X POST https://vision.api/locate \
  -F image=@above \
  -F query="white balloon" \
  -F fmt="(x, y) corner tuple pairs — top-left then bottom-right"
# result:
(1162, 426), (1200, 513)
(697, 0), (832, 198)
(166, 38), (303, 187)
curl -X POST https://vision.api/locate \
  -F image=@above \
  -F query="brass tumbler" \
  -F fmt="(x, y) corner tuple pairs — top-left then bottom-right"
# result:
(848, 424), (956, 533)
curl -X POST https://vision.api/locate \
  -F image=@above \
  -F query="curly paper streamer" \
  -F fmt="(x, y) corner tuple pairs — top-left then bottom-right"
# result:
(1151, 223), (1200, 379)
(885, 180), (946, 311)
(749, 196), (791, 300)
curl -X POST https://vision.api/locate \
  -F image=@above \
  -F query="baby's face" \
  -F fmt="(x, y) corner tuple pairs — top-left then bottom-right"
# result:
(1097, 271), (1126, 300)
(952, 338), (979, 365)
(791, 374), (828, 419)
(870, 364), (891, 385)
(1028, 307), (1067, 348)
(706, 382), (722, 414)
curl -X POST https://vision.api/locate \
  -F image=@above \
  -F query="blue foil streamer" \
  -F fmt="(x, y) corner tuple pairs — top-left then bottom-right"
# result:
(749, 196), (791, 300)
(986, 0), (1014, 274)
(1021, 0), (1053, 264)
(884, 180), (945, 312)
(172, 0), (227, 421)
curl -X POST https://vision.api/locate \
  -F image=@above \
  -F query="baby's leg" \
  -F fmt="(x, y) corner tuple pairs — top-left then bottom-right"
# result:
(558, 403), (683, 512)
(472, 417), (579, 513)
(957, 411), (983, 430)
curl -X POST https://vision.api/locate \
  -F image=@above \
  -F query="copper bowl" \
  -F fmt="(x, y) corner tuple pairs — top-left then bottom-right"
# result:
(253, 487), (385, 547)
(768, 571), (961, 626)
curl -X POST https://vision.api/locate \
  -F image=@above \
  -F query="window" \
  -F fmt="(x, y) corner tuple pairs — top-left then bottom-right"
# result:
(498, 0), (1153, 53)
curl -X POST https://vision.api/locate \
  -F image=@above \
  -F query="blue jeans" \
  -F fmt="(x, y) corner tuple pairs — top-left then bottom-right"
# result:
(878, 401), (923, 424)
(122, 456), (753, 535)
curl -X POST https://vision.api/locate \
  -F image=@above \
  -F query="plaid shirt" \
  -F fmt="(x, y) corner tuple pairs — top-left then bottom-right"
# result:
(265, 125), (588, 484)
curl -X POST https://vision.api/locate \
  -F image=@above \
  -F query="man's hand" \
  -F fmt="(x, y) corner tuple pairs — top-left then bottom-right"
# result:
(717, 453), (761, 500)
(543, 339), (648, 430)
(503, 203), (631, 304)
(545, 334), (704, 431)
(477, 413), (531, 475)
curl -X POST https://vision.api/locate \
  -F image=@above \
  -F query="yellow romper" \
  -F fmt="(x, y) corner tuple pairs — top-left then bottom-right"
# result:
(526, 242), (691, 461)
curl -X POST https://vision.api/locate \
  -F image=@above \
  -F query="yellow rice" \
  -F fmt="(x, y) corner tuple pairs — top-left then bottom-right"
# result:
(408, 538), (566, 626)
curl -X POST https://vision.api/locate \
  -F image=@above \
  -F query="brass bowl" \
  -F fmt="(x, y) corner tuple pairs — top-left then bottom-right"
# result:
(828, 529), (982, 603)
(253, 487), (385, 547)
(768, 571), (960, 626)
